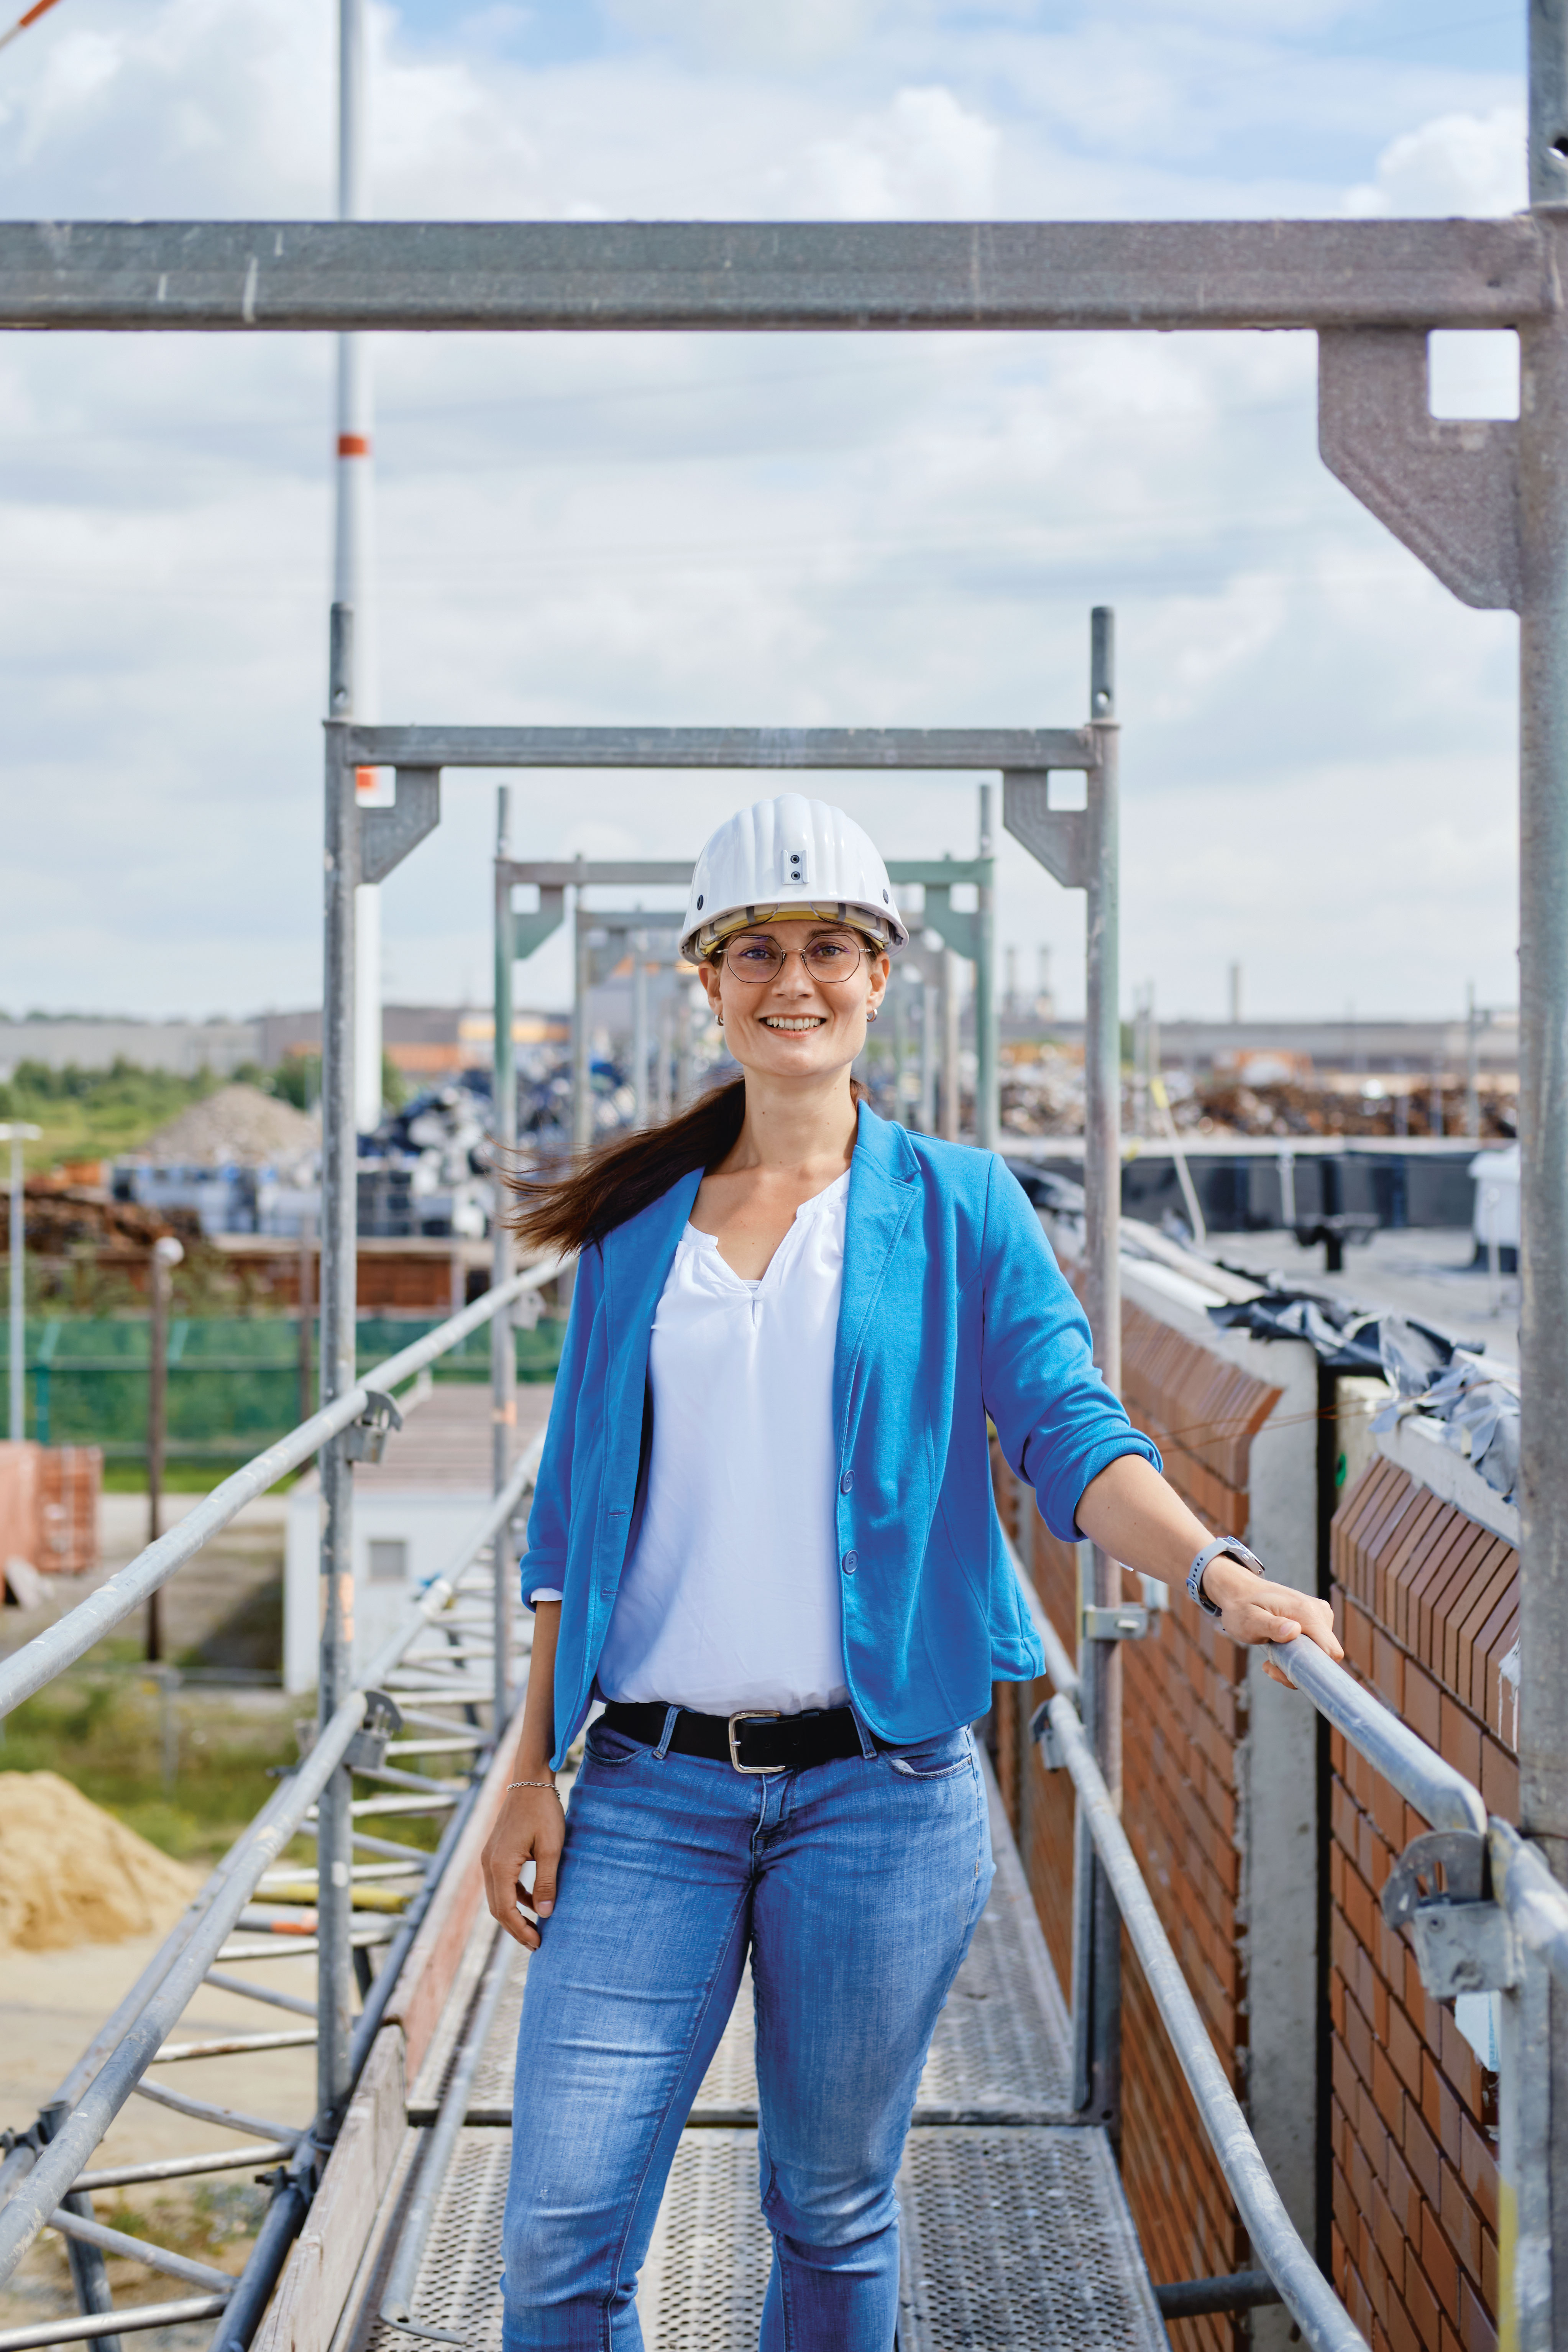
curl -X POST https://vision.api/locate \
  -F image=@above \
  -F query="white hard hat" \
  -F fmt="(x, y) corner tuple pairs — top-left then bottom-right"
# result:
(681, 794), (908, 963)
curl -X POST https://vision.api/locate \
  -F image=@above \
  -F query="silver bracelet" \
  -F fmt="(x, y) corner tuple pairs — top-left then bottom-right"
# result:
(507, 1780), (562, 1801)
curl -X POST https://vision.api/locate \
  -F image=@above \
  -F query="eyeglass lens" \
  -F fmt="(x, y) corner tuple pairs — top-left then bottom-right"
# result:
(724, 935), (866, 983)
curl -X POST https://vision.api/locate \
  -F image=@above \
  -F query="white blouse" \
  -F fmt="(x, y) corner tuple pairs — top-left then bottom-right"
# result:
(537, 1169), (851, 1718)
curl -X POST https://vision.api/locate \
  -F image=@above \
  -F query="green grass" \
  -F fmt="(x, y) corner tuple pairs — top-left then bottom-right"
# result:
(0, 1648), (452, 1867)
(0, 1653), (303, 1866)
(100, 1459), (304, 1495)
(0, 1059), (220, 1173)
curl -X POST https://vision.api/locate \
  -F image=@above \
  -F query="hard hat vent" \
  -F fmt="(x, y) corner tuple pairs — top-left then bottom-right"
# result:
(786, 849), (806, 883)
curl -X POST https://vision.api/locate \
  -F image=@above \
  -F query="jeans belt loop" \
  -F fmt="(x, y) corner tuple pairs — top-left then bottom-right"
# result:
(654, 1704), (680, 1760)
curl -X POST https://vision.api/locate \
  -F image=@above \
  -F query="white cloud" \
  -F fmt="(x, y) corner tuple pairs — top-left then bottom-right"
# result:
(0, 0), (1530, 1027)
(798, 85), (999, 217)
(1343, 104), (1526, 218)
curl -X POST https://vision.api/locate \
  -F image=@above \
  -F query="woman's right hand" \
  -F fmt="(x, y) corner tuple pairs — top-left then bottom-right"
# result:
(482, 1782), (565, 1951)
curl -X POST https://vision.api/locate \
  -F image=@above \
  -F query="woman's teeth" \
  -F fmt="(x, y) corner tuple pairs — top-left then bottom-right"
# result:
(760, 1016), (827, 1031)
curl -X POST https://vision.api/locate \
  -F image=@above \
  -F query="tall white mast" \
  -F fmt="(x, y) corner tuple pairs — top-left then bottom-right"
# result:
(335, 0), (382, 1136)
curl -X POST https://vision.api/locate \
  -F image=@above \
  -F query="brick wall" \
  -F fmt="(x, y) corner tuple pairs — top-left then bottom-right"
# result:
(1328, 1456), (1515, 2352)
(992, 1298), (1283, 2349)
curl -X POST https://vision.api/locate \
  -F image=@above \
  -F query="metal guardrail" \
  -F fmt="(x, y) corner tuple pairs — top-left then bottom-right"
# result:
(0, 1274), (557, 2352)
(1044, 1694), (1364, 2352)
(1011, 1531), (1568, 2352)
(0, 1687), (371, 2282)
(1265, 1634), (1487, 1835)
(0, 1257), (560, 1719)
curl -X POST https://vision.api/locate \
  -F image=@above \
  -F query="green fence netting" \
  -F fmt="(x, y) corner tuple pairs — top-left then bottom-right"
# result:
(0, 1315), (566, 1459)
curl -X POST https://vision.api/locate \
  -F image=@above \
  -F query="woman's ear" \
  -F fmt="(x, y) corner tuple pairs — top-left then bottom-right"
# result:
(697, 960), (722, 1015)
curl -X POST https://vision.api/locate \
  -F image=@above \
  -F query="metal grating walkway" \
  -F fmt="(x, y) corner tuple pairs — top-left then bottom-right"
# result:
(345, 1757), (1166, 2352)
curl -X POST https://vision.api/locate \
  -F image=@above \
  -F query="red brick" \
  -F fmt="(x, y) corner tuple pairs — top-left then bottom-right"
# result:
(1439, 1695), (1484, 1790)
(1440, 2010), (1483, 2115)
(1460, 2116), (1497, 2230)
(1459, 2274), (1498, 2352)
(1374, 1623), (1405, 1712)
(1373, 2180), (1404, 2280)
(1481, 1737), (1519, 1819)
(1441, 2163), (1484, 2286)
(1383, 2283), (1422, 2352)
(1404, 2245), (1442, 2347)
(1403, 1658), (1442, 1750)
(1423, 2050), (1461, 2148)
(1373, 1766), (1408, 1856)
(1388, 1998), (1424, 2099)
(1344, 1858), (1379, 1950)
(1405, 2105), (1442, 2206)
(1373, 2045), (1407, 2137)
(1422, 2205), (1461, 2311)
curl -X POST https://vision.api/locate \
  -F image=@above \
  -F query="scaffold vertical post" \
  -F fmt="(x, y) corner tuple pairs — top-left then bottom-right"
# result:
(317, 613), (359, 2132)
(492, 786), (517, 1730)
(940, 949), (960, 1141)
(1080, 602), (1123, 2139)
(632, 932), (650, 1129)
(573, 899), (593, 1150)
(1512, 10), (1568, 2338)
(975, 783), (998, 1150)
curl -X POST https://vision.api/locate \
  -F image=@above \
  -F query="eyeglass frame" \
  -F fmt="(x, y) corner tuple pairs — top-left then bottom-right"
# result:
(716, 926), (882, 986)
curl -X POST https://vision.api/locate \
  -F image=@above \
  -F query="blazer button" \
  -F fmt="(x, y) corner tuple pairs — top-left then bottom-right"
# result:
(842, 1549), (858, 1575)
(840, 1470), (854, 1494)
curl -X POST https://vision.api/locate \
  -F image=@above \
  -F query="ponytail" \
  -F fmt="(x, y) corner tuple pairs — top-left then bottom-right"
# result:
(506, 1075), (867, 1256)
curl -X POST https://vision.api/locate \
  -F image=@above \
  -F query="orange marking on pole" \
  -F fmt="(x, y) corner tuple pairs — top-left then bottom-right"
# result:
(337, 433), (371, 458)
(0, 0), (64, 47)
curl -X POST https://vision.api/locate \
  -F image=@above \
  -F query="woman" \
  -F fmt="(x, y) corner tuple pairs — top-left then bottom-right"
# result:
(483, 793), (1340, 2352)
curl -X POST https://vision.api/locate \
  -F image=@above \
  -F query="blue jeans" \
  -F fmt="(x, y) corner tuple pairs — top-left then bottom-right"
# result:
(501, 1714), (993, 2352)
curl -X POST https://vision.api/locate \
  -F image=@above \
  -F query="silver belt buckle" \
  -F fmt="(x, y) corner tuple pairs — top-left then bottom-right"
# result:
(727, 1709), (784, 1774)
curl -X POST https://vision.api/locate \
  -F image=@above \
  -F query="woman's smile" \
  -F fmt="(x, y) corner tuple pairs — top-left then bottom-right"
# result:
(760, 1014), (828, 1031)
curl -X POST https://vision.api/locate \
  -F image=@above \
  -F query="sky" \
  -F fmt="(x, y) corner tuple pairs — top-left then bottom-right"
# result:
(0, 0), (1534, 1026)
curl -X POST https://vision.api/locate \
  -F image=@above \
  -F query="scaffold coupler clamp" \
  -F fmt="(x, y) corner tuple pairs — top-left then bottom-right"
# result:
(1381, 1826), (1518, 1999)
(346, 1688), (404, 1773)
(1082, 1604), (1149, 1642)
(346, 1387), (403, 1463)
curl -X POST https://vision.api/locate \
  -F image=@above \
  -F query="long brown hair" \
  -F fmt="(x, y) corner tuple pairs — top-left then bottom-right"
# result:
(507, 1075), (867, 1256)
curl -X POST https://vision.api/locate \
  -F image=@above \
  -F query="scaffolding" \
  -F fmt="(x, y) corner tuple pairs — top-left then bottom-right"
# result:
(5, 4), (1568, 2341)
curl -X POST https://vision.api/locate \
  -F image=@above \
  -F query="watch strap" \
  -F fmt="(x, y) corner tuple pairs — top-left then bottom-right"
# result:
(1185, 1538), (1265, 1618)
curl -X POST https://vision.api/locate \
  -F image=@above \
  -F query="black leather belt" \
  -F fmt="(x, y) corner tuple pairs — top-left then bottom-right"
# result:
(600, 1700), (867, 1774)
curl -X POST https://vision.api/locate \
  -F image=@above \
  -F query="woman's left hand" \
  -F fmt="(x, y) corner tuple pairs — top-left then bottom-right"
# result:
(1200, 1552), (1344, 1686)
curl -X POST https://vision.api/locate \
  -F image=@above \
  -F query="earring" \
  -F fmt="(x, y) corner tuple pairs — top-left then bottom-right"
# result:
(716, 1013), (724, 1027)
(867, 1006), (879, 1022)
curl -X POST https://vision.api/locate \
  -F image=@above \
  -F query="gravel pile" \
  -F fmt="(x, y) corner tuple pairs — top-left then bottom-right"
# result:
(136, 1084), (319, 1168)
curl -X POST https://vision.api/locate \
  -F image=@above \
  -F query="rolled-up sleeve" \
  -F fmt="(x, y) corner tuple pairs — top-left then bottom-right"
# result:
(978, 1160), (1161, 1541)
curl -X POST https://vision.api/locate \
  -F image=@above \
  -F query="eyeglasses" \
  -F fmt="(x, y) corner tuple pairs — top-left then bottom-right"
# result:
(721, 932), (872, 985)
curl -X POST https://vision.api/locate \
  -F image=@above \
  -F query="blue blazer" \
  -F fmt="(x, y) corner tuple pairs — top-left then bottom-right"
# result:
(523, 1101), (1160, 1766)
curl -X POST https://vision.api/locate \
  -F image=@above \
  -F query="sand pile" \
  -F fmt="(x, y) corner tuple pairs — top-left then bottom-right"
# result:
(137, 1084), (319, 1170)
(0, 1773), (200, 1952)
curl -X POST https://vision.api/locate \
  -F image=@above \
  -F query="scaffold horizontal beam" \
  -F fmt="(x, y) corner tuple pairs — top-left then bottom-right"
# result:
(356, 724), (1096, 770)
(0, 217), (1547, 332)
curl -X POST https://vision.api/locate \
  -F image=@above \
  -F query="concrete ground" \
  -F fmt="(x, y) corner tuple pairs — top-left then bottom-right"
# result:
(1201, 1225), (1519, 1365)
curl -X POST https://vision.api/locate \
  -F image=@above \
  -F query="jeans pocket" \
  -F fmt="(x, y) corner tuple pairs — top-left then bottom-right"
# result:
(582, 1723), (645, 1769)
(882, 1727), (973, 1780)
